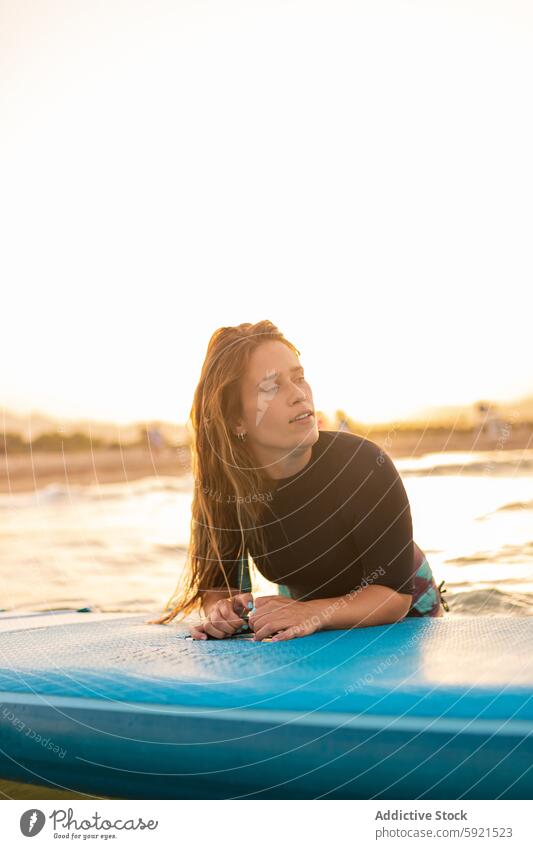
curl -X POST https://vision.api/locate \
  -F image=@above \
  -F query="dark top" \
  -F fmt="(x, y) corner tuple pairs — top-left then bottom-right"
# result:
(222, 430), (417, 601)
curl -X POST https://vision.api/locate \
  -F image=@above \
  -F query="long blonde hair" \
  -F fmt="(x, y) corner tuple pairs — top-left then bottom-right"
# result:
(149, 320), (300, 624)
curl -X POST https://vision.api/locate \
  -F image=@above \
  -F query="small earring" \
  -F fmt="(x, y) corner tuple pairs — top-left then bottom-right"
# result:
(237, 432), (247, 442)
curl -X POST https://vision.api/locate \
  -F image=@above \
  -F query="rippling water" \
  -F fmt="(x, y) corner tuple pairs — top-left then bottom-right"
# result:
(1, 449), (532, 617)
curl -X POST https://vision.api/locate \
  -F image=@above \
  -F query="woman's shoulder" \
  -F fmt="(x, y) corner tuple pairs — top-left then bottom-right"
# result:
(318, 429), (386, 465)
(317, 430), (401, 490)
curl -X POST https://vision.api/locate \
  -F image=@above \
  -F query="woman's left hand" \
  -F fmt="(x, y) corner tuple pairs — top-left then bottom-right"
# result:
(248, 595), (323, 642)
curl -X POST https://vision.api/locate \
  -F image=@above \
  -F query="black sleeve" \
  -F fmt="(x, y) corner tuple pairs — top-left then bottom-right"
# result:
(341, 442), (415, 596)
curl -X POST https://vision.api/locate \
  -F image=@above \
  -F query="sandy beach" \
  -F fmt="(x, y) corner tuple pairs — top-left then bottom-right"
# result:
(0, 447), (190, 494)
(0, 777), (116, 800)
(1, 425), (531, 494)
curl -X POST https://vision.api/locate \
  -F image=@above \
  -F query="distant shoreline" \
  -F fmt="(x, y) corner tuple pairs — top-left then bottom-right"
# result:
(1, 426), (531, 494)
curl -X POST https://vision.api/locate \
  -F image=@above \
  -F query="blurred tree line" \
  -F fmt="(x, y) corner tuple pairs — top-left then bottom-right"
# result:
(1, 431), (109, 453)
(1, 427), (190, 454)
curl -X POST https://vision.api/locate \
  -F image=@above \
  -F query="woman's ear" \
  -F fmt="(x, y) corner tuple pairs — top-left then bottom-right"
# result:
(231, 418), (246, 438)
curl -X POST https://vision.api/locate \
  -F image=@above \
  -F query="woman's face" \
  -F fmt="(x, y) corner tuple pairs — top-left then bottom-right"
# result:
(237, 340), (319, 453)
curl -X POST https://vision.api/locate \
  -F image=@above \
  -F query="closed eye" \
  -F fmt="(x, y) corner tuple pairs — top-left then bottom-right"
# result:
(259, 376), (306, 391)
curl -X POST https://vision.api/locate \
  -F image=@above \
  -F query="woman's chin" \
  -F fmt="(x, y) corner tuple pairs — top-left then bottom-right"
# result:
(289, 422), (319, 445)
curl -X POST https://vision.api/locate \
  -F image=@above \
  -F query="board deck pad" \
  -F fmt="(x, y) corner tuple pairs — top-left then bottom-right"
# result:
(1, 612), (533, 799)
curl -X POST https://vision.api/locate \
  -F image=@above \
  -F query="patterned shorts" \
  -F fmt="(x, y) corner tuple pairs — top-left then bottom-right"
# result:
(405, 544), (449, 618)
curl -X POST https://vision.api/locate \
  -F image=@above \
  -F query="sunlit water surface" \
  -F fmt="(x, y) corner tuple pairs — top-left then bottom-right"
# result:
(1, 449), (532, 618)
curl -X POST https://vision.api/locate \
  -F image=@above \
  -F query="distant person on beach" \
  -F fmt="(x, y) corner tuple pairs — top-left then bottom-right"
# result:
(150, 320), (447, 638)
(147, 426), (164, 454)
(476, 402), (504, 443)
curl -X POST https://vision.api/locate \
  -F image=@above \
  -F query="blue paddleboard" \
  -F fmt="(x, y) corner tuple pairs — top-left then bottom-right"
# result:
(1, 610), (532, 799)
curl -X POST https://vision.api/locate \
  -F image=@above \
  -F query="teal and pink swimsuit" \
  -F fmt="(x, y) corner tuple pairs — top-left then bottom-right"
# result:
(404, 542), (448, 617)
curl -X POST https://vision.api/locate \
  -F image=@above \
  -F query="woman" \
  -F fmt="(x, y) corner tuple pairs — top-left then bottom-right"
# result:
(150, 320), (448, 641)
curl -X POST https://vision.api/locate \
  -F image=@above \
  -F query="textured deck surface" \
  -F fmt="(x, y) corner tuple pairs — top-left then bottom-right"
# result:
(1, 613), (533, 717)
(1, 612), (533, 799)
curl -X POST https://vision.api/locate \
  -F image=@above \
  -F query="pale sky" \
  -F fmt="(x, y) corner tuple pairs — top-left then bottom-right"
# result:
(1, 0), (532, 426)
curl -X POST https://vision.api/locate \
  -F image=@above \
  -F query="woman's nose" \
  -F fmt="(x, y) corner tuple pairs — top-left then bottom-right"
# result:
(293, 383), (308, 399)
(290, 391), (309, 409)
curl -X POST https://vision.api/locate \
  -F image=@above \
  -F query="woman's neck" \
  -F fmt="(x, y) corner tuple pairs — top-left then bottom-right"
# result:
(260, 444), (313, 481)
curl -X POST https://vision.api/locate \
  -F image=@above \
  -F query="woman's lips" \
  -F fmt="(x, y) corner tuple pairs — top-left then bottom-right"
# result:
(290, 412), (314, 425)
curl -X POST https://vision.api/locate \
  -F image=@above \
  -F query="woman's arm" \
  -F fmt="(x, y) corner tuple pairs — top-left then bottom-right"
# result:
(249, 585), (413, 641)
(310, 583), (412, 629)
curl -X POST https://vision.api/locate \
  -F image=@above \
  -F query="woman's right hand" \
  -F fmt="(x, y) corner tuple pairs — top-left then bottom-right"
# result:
(190, 592), (254, 640)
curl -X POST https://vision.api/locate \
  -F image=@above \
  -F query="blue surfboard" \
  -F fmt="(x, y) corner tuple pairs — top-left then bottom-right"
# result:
(1, 610), (532, 799)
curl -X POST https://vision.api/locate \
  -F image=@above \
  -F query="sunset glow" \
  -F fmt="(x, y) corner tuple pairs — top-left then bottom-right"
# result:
(2, 1), (531, 427)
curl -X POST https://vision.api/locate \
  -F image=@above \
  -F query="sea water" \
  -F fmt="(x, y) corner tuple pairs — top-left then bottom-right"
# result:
(1, 449), (532, 617)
